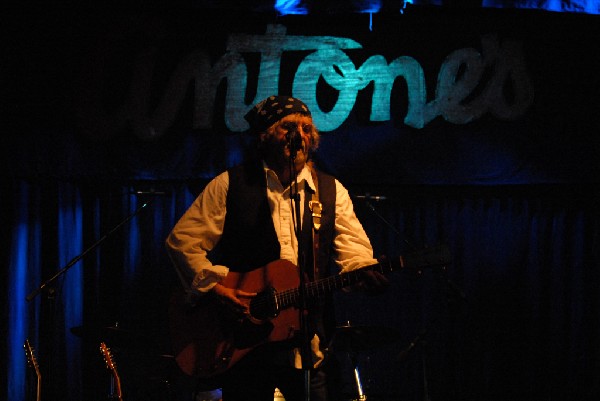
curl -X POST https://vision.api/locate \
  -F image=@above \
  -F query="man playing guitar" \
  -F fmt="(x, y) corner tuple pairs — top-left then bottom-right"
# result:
(166, 95), (388, 401)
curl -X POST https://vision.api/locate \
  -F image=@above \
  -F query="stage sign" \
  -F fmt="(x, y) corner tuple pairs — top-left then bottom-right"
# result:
(5, 8), (600, 185)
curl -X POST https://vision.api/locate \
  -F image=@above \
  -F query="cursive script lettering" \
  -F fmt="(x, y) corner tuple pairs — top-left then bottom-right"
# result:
(78, 24), (533, 141)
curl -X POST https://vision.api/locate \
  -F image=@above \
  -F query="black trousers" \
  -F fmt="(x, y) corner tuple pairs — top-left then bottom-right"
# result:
(218, 343), (331, 401)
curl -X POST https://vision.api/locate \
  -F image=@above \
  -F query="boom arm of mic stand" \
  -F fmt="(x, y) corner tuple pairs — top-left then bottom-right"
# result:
(26, 202), (150, 302)
(361, 198), (418, 252)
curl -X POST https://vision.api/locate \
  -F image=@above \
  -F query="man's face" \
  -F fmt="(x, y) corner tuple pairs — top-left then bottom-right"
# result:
(261, 113), (316, 173)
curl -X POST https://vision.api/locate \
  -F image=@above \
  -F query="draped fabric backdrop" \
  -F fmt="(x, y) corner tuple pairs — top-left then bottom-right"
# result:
(3, 4), (600, 401)
(4, 180), (600, 400)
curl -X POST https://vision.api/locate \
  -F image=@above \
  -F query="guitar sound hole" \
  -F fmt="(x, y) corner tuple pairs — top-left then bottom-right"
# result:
(249, 287), (278, 321)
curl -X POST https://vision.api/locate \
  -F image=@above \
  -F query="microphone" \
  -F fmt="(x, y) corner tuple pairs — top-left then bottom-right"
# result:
(354, 194), (387, 201)
(283, 122), (303, 151)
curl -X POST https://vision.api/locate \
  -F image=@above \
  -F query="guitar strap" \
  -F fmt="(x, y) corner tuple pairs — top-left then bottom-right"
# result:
(309, 167), (322, 281)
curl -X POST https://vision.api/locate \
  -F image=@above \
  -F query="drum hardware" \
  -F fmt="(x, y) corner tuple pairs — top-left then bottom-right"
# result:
(331, 322), (402, 401)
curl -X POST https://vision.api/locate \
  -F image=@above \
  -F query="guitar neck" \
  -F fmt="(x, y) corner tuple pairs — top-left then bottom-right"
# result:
(112, 376), (123, 401)
(36, 373), (41, 401)
(276, 258), (398, 309)
(275, 244), (452, 309)
(24, 339), (41, 401)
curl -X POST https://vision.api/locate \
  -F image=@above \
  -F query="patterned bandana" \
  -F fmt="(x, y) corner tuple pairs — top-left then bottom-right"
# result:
(244, 96), (311, 133)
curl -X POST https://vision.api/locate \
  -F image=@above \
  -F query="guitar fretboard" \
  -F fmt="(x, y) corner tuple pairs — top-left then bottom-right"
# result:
(275, 258), (398, 309)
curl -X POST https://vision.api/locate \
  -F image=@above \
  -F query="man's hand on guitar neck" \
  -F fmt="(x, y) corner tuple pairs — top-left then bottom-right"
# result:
(343, 256), (391, 295)
(342, 269), (389, 295)
(361, 270), (390, 294)
(211, 283), (257, 317)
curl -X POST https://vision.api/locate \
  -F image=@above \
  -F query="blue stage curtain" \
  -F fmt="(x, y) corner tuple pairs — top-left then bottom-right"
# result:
(3, 179), (600, 400)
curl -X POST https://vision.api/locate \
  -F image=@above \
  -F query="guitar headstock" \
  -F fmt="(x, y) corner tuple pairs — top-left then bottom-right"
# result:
(99, 342), (124, 400)
(99, 342), (117, 371)
(401, 244), (452, 271)
(24, 339), (41, 377)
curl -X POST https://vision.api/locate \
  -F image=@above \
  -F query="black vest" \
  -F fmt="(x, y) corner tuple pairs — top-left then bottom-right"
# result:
(212, 160), (336, 278)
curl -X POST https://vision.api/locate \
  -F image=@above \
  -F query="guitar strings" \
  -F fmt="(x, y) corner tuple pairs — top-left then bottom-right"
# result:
(247, 264), (387, 313)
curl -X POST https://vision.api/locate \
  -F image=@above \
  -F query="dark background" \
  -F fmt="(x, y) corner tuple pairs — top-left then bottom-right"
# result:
(3, 2), (600, 401)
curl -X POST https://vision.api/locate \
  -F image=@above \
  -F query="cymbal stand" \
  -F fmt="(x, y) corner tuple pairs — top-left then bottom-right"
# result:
(358, 198), (427, 400)
(359, 197), (465, 401)
(350, 352), (367, 401)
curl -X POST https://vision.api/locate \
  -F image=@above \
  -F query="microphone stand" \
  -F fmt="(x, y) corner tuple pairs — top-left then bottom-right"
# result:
(361, 197), (416, 252)
(25, 200), (150, 401)
(287, 129), (311, 401)
(358, 197), (466, 401)
(26, 201), (150, 302)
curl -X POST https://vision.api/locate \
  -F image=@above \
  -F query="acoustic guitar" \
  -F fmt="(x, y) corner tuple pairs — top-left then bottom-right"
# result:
(24, 339), (41, 401)
(100, 342), (124, 401)
(169, 246), (451, 378)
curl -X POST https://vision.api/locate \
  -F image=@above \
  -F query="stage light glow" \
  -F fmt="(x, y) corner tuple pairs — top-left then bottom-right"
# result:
(357, 0), (382, 13)
(275, 0), (308, 15)
(482, 0), (599, 14)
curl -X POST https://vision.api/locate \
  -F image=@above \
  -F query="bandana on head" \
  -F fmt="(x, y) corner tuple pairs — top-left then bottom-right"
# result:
(244, 96), (311, 133)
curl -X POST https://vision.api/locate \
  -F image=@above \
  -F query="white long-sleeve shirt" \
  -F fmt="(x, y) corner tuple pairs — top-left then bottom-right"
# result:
(166, 163), (377, 294)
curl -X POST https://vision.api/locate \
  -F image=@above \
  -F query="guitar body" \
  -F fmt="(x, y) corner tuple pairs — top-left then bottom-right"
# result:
(169, 245), (450, 379)
(169, 259), (302, 378)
